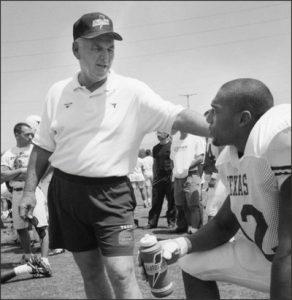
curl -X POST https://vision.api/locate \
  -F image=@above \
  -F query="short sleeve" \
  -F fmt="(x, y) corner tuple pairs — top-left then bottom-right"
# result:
(1, 150), (13, 169)
(266, 128), (291, 188)
(135, 81), (184, 134)
(32, 87), (56, 152)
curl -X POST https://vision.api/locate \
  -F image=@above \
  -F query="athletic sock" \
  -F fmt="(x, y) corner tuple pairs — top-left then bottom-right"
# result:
(14, 264), (32, 275)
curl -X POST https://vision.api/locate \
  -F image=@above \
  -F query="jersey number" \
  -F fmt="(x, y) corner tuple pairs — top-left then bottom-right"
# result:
(241, 204), (275, 261)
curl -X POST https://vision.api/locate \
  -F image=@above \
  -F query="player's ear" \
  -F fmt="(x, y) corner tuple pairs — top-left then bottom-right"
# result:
(72, 41), (80, 60)
(239, 110), (252, 127)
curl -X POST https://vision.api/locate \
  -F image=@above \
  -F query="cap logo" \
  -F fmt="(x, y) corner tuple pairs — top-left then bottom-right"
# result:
(92, 16), (110, 29)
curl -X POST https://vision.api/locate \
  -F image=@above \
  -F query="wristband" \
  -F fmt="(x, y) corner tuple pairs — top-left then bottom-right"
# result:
(174, 237), (192, 256)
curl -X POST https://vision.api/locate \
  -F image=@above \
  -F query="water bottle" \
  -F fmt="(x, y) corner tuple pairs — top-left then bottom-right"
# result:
(139, 234), (173, 298)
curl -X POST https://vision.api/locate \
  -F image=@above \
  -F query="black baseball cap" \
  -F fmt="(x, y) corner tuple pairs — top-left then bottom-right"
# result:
(73, 12), (122, 41)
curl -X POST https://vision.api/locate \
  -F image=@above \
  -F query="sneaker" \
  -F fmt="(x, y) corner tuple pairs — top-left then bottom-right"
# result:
(49, 249), (65, 256)
(28, 256), (52, 277)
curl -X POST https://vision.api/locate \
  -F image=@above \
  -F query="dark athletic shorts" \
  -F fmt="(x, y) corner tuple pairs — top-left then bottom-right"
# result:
(48, 168), (136, 256)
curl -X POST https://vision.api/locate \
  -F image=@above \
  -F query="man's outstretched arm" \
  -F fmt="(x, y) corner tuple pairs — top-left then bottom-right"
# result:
(186, 196), (240, 252)
(172, 109), (210, 138)
(19, 145), (52, 219)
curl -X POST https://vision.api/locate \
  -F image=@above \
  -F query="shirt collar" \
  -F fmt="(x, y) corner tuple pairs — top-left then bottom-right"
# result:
(216, 145), (241, 169)
(72, 69), (117, 94)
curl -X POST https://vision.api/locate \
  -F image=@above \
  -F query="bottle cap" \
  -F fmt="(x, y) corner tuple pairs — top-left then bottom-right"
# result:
(139, 234), (157, 247)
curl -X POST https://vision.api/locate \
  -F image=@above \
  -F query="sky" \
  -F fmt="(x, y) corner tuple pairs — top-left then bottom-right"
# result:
(1, 1), (291, 151)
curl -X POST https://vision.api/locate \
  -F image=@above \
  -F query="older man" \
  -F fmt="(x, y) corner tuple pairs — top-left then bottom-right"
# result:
(19, 12), (209, 299)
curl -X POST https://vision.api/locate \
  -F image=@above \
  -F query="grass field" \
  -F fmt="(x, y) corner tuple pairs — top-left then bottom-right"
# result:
(1, 188), (269, 299)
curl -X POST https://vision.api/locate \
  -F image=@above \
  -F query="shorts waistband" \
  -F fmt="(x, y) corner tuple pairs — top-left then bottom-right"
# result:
(53, 168), (128, 185)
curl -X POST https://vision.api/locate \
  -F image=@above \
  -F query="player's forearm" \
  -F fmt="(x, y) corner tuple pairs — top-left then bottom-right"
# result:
(172, 109), (210, 138)
(270, 253), (291, 300)
(23, 145), (52, 193)
(186, 216), (238, 252)
(186, 197), (239, 252)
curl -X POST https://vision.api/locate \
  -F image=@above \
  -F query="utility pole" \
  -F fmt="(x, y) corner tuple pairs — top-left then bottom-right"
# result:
(179, 93), (197, 108)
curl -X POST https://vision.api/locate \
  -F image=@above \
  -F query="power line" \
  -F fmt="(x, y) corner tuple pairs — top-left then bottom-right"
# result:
(120, 32), (290, 60)
(2, 32), (290, 74)
(180, 93), (197, 108)
(1, 2), (287, 44)
(2, 16), (289, 59)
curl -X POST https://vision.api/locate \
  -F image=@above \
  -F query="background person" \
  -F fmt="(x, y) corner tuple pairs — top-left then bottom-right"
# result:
(141, 79), (291, 300)
(128, 150), (148, 208)
(201, 132), (224, 224)
(144, 132), (176, 229)
(141, 149), (153, 207)
(170, 130), (205, 234)
(1, 123), (51, 276)
(19, 12), (209, 299)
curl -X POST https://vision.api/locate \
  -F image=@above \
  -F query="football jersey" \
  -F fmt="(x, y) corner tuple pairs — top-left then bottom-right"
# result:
(216, 104), (291, 261)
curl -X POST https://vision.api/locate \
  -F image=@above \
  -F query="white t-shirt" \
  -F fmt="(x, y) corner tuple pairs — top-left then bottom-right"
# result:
(216, 104), (291, 261)
(33, 70), (184, 177)
(170, 132), (205, 178)
(141, 156), (154, 178)
(1, 145), (33, 189)
(128, 157), (145, 182)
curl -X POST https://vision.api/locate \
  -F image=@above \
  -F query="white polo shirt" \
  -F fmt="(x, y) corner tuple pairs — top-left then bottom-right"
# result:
(33, 70), (184, 177)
